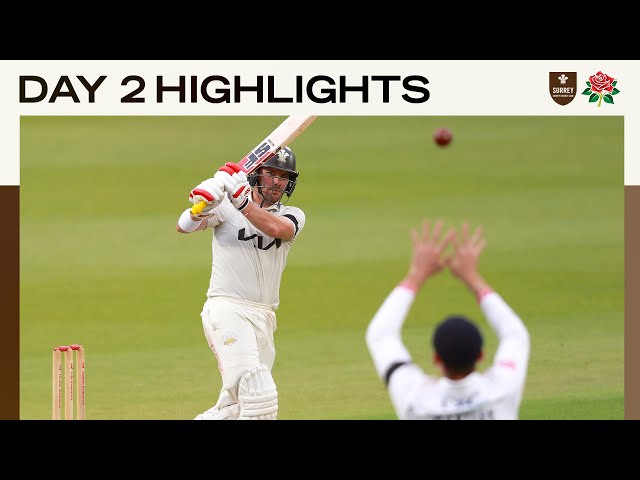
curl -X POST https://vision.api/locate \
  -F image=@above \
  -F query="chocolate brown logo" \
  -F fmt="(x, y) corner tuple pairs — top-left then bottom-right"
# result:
(549, 72), (577, 106)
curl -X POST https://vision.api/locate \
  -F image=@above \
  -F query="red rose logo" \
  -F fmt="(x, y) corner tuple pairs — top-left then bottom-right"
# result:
(582, 71), (620, 107)
(589, 71), (615, 93)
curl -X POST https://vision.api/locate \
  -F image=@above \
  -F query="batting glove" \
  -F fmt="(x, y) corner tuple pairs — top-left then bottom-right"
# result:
(215, 163), (251, 211)
(189, 177), (225, 216)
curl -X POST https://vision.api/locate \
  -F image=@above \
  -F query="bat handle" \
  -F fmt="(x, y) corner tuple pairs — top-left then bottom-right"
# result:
(189, 159), (246, 215)
(191, 200), (207, 215)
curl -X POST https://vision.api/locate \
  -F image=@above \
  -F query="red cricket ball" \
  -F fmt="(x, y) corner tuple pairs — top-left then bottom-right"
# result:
(433, 127), (453, 147)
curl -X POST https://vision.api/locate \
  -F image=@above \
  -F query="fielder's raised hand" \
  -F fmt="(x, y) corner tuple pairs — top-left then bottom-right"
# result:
(215, 162), (251, 212)
(189, 177), (225, 218)
(445, 222), (492, 299)
(401, 219), (455, 292)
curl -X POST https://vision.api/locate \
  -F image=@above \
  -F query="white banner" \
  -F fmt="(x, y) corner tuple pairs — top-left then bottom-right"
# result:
(2, 60), (638, 184)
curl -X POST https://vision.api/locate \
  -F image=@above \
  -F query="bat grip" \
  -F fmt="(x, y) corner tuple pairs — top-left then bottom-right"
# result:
(191, 200), (207, 215)
(189, 159), (248, 215)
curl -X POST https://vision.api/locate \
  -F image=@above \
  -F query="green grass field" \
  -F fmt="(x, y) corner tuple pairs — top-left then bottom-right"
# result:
(19, 116), (624, 420)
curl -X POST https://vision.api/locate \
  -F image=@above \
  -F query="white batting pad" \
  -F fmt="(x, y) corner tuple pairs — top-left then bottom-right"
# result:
(237, 364), (278, 420)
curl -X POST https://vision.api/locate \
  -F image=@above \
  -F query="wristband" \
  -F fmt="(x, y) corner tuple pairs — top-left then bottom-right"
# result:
(178, 208), (202, 232)
(397, 281), (418, 294)
(476, 287), (494, 303)
(242, 201), (254, 216)
(237, 197), (250, 212)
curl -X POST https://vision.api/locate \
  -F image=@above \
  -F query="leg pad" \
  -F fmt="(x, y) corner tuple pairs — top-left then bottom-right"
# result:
(237, 364), (278, 420)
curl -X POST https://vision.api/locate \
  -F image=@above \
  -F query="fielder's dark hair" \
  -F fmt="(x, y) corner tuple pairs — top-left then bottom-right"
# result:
(432, 315), (483, 370)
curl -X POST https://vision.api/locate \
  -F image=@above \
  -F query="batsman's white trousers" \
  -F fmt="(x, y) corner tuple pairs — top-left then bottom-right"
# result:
(200, 296), (277, 408)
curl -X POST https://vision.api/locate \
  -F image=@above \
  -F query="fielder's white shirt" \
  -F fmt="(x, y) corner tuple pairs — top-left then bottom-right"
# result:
(365, 287), (530, 420)
(205, 196), (305, 310)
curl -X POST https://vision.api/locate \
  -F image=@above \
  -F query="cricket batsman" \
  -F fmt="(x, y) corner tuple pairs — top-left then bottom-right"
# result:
(176, 147), (305, 420)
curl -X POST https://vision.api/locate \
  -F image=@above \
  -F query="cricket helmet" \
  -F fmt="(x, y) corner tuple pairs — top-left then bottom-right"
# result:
(248, 146), (299, 197)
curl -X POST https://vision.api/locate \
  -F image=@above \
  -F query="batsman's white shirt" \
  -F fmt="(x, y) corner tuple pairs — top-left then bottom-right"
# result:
(365, 287), (530, 420)
(205, 197), (305, 309)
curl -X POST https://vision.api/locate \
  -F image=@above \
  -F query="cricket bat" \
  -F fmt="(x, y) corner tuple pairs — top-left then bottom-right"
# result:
(191, 115), (317, 215)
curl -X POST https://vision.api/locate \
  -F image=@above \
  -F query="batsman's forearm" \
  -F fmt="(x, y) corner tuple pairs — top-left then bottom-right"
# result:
(243, 202), (295, 240)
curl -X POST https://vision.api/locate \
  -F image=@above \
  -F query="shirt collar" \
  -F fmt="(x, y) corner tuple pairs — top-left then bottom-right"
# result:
(253, 191), (283, 213)
(265, 202), (282, 213)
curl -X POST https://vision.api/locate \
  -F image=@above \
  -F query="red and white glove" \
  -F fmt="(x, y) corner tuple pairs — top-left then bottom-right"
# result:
(189, 177), (225, 217)
(215, 162), (251, 211)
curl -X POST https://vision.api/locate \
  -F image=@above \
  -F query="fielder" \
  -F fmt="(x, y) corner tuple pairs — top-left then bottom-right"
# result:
(366, 220), (530, 420)
(176, 147), (305, 420)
